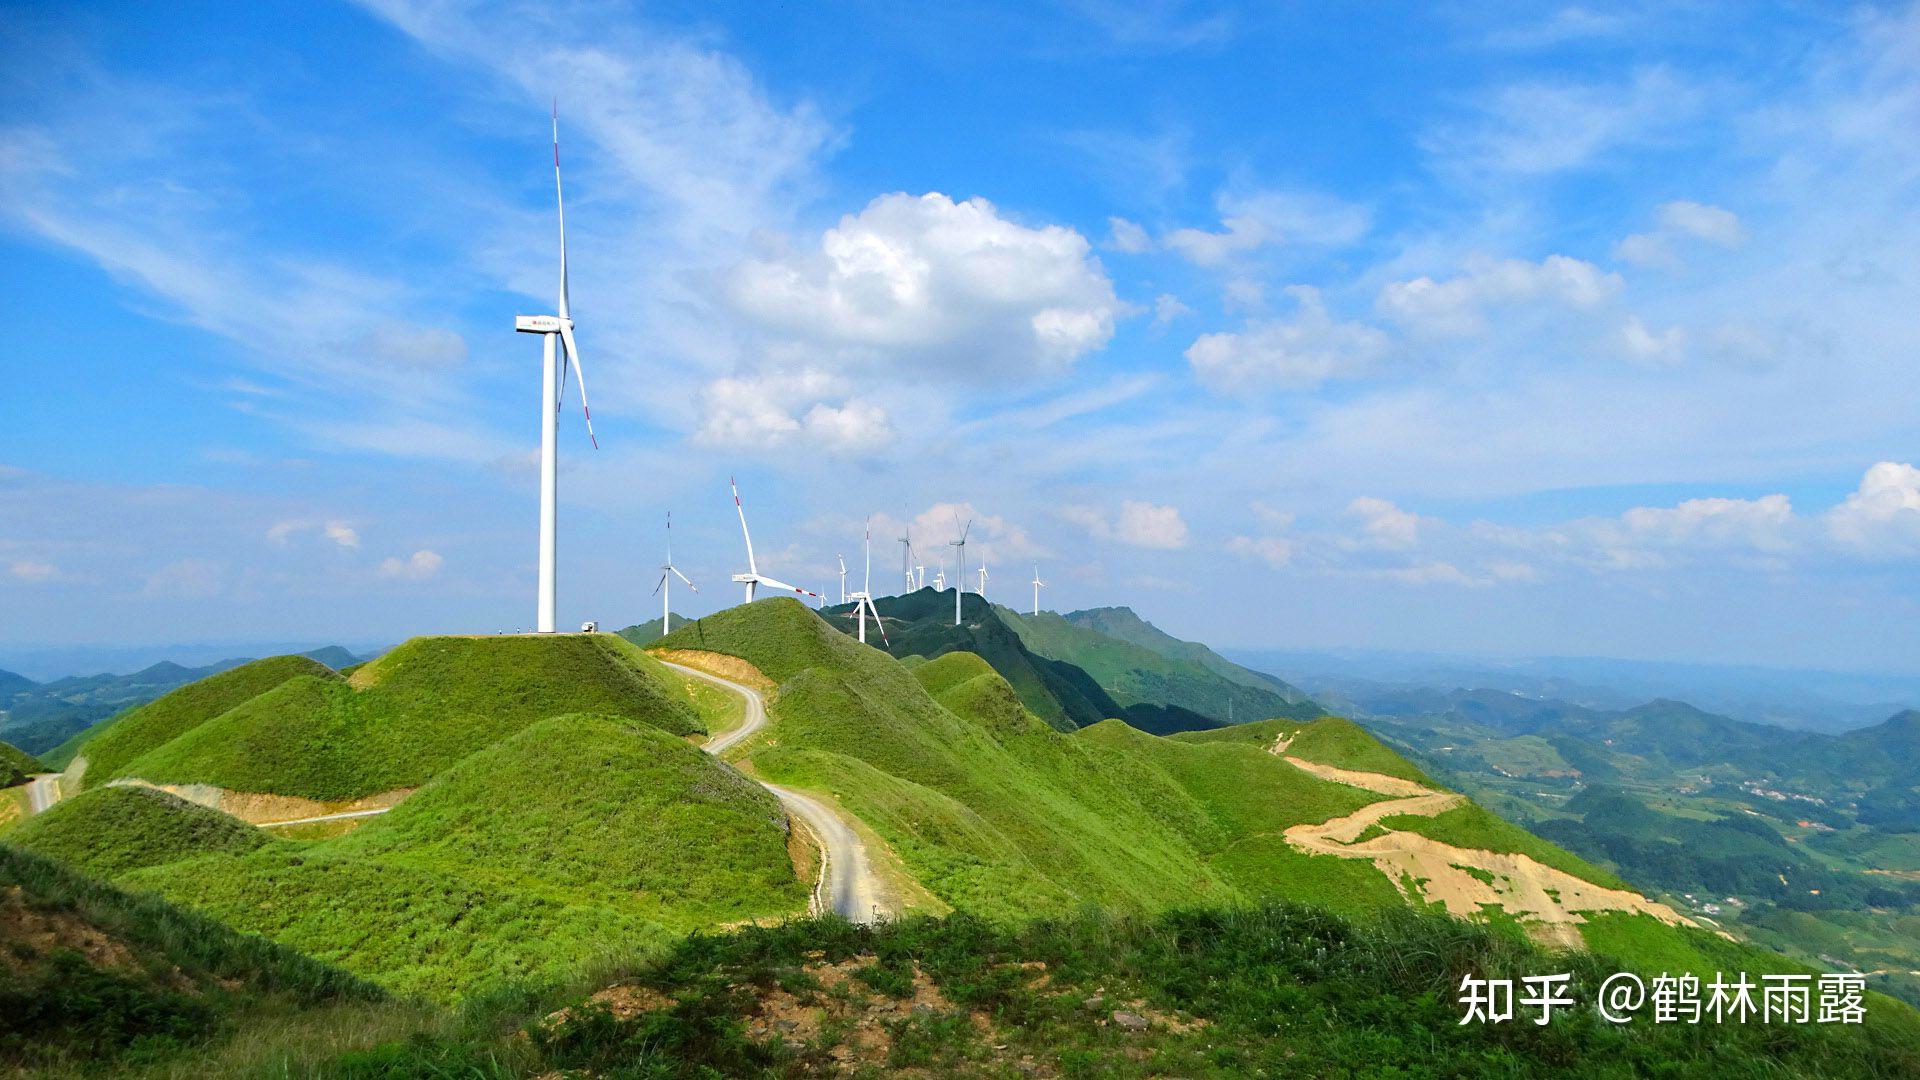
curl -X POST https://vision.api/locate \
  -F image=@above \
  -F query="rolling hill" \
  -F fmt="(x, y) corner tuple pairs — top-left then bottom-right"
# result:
(824, 589), (1320, 733)
(0, 739), (40, 787)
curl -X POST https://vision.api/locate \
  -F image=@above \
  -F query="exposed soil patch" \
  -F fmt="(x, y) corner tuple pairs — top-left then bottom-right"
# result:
(651, 648), (777, 693)
(0, 884), (139, 976)
(1279, 755), (1695, 947)
(105, 778), (412, 826)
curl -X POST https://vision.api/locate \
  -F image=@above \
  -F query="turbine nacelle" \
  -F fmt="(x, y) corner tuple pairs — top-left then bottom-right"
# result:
(515, 314), (568, 334)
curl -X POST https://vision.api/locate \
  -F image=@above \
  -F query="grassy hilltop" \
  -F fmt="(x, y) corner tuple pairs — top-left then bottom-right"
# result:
(8, 601), (1920, 1074)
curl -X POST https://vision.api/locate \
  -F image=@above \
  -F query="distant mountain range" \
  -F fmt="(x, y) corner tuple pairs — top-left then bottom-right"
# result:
(0, 646), (362, 757)
(1232, 646), (1920, 734)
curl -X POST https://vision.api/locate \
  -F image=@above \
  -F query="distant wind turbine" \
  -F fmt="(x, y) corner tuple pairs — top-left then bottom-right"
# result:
(933, 568), (945, 591)
(1030, 565), (1044, 616)
(652, 512), (696, 634)
(949, 516), (972, 626)
(847, 519), (889, 646)
(899, 525), (915, 594)
(837, 554), (848, 603)
(915, 564), (926, 589)
(728, 477), (822, 605)
(976, 561), (989, 598)
(514, 102), (598, 634)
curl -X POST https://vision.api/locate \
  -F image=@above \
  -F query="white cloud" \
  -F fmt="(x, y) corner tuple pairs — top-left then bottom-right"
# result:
(1162, 189), (1369, 266)
(267, 519), (363, 549)
(1618, 316), (1687, 366)
(1186, 287), (1391, 391)
(1151, 293), (1192, 331)
(729, 192), (1118, 378)
(1106, 216), (1154, 253)
(1060, 500), (1189, 549)
(876, 503), (1045, 571)
(1615, 199), (1746, 267)
(1346, 496), (1422, 549)
(143, 558), (221, 598)
(1827, 461), (1920, 557)
(8, 560), (59, 583)
(377, 549), (444, 580)
(1376, 254), (1622, 337)
(1618, 494), (1796, 552)
(1373, 561), (1484, 587)
(1426, 67), (1703, 177)
(1227, 534), (1293, 568)
(693, 370), (894, 453)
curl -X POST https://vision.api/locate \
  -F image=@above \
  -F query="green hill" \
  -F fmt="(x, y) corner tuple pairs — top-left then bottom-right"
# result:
(615, 613), (692, 646)
(0, 844), (392, 1073)
(109, 634), (704, 801)
(8, 785), (268, 878)
(75, 654), (337, 788)
(655, 599), (1727, 967)
(0, 739), (40, 787)
(1062, 604), (1318, 700)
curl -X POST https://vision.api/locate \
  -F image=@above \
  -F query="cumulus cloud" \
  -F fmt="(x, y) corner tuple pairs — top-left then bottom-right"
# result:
(729, 192), (1118, 377)
(1227, 534), (1293, 568)
(693, 369), (894, 453)
(1376, 254), (1622, 337)
(1615, 200), (1746, 267)
(1618, 494), (1796, 552)
(1185, 287), (1391, 391)
(8, 560), (59, 582)
(1151, 293), (1192, 331)
(1061, 500), (1189, 549)
(378, 549), (444, 580)
(1827, 461), (1920, 557)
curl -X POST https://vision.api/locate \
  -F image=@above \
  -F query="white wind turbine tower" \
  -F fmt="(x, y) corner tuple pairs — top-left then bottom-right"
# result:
(915, 565), (926, 589)
(847, 519), (889, 645)
(728, 477), (823, 605)
(933, 568), (945, 590)
(1030, 564), (1045, 617)
(652, 512), (696, 634)
(976, 561), (989, 597)
(899, 525), (915, 594)
(948, 516), (971, 626)
(837, 555), (848, 603)
(514, 102), (598, 634)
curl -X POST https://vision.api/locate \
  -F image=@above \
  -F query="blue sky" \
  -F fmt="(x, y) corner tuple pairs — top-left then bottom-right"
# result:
(2, 1), (1918, 672)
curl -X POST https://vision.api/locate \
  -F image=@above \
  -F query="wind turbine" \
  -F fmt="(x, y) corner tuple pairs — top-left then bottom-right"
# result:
(837, 555), (848, 603)
(899, 525), (915, 594)
(949, 516), (971, 626)
(728, 477), (823, 605)
(1030, 564), (1045, 617)
(933, 568), (945, 590)
(652, 512), (696, 634)
(846, 519), (888, 645)
(915, 565), (926, 589)
(977, 561), (989, 598)
(514, 102), (598, 634)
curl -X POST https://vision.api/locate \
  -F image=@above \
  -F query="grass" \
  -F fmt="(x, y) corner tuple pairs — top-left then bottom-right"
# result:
(0, 844), (383, 1072)
(117, 713), (804, 1001)
(1, 739), (43, 786)
(7, 785), (267, 878)
(116, 634), (704, 801)
(302, 902), (1920, 1078)
(76, 655), (336, 788)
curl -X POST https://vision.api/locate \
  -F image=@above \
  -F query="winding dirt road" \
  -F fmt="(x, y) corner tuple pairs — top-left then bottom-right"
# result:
(661, 659), (886, 923)
(25, 773), (61, 815)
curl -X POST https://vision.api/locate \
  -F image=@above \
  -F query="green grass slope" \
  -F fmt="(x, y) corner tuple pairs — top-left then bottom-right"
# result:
(832, 587), (1126, 730)
(0, 844), (386, 1073)
(658, 601), (1471, 922)
(8, 785), (267, 878)
(116, 634), (703, 801)
(1064, 604), (1318, 700)
(0, 739), (40, 786)
(75, 654), (336, 788)
(120, 712), (805, 1001)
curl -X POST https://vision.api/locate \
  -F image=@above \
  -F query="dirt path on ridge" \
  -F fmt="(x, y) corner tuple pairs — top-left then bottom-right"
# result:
(661, 659), (891, 923)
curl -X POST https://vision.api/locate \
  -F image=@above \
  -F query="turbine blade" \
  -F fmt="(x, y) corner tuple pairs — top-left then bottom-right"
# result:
(559, 323), (596, 449)
(652, 572), (666, 596)
(553, 99), (569, 320)
(732, 477), (758, 576)
(672, 566), (697, 590)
